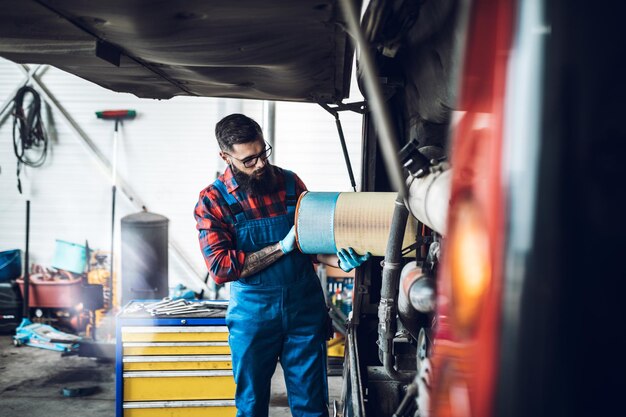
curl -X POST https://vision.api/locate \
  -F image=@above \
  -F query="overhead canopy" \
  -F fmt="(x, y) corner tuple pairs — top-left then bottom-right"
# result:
(0, 0), (359, 102)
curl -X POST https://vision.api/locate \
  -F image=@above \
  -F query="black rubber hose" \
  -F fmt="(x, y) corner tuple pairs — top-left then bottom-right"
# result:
(378, 194), (416, 383)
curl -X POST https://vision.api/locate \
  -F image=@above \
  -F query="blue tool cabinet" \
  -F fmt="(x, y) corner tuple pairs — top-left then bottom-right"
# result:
(116, 300), (235, 417)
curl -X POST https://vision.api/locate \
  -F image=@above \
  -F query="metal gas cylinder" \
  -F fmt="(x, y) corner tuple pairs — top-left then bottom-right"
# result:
(120, 211), (169, 305)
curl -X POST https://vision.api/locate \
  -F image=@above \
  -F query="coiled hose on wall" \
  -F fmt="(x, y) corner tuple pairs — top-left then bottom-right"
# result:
(11, 85), (49, 193)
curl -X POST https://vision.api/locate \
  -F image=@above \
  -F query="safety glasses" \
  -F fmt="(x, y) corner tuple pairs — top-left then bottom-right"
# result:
(224, 142), (273, 168)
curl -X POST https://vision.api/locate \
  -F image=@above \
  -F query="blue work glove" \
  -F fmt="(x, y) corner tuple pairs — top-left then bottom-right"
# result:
(337, 247), (371, 272)
(279, 226), (297, 254)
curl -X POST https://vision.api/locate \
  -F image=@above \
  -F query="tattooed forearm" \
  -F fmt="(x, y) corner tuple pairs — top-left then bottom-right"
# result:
(240, 243), (285, 278)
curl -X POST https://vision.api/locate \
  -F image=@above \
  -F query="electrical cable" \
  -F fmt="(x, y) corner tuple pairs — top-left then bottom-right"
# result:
(11, 85), (49, 193)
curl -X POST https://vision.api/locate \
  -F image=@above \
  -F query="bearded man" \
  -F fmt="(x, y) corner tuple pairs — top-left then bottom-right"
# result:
(194, 113), (370, 417)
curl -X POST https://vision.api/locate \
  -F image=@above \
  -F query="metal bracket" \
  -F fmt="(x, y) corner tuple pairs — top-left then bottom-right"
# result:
(96, 40), (122, 67)
(377, 298), (395, 337)
(318, 100), (368, 116)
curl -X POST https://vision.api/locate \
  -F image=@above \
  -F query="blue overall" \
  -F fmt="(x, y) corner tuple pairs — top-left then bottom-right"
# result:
(212, 170), (329, 417)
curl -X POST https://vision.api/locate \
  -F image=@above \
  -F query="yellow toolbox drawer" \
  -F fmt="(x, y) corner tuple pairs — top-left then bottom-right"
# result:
(123, 341), (230, 356)
(122, 326), (229, 342)
(123, 370), (236, 401)
(123, 355), (232, 371)
(123, 400), (236, 417)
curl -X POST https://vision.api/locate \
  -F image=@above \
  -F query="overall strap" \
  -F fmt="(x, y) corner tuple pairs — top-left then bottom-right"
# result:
(283, 169), (297, 218)
(212, 178), (247, 224)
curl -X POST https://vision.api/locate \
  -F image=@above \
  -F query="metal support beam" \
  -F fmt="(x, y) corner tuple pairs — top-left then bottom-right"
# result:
(14, 64), (210, 296)
(338, 0), (408, 197)
(262, 100), (276, 163)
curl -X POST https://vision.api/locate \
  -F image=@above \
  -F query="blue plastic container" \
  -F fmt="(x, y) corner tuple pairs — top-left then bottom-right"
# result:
(0, 249), (22, 282)
(52, 240), (87, 274)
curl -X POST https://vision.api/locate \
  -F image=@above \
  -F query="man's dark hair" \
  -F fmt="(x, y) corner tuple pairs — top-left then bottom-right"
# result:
(215, 113), (263, 151)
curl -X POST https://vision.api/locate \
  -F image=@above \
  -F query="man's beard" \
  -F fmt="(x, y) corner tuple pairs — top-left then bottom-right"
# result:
(232, 164), (278, 195)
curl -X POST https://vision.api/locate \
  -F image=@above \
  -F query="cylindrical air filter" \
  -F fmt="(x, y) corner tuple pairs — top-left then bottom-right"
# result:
(295, 192), (417, 257)
(121, 211), (169, 305)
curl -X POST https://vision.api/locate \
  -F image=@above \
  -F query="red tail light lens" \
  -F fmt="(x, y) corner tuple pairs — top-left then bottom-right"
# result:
(449, 198), (491, 336)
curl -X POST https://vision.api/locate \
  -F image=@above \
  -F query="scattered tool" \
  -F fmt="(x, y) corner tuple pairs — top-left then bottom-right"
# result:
(62, 385), (99, 397)
(13, 198), (81, 352)
(14, 319), (81, 352)
(95, 109), (137, 306)
(147, 298), (227, 317)
(124, 298), (228, 317)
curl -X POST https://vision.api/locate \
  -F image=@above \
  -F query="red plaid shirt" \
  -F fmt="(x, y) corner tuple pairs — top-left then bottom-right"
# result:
(195, 165), (308, 284)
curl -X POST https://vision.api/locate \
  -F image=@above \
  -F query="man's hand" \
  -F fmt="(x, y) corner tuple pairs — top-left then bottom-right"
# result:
(337, 247), (371, 272)
(279, 225), (297, 254)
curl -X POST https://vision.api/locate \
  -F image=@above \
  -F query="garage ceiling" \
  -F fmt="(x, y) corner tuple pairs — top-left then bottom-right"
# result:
(0, 0), (358, 102)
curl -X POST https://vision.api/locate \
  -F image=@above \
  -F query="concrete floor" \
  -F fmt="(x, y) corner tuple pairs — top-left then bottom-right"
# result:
(0, 334), (342, 416)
